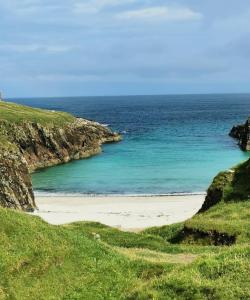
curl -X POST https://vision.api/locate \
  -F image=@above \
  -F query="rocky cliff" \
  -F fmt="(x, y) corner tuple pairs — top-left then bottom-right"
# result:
(229, 117), (250, 151)
(0, 147), (35, 211)
(0, 118), (121, 171)
(0, 102), (121, 211)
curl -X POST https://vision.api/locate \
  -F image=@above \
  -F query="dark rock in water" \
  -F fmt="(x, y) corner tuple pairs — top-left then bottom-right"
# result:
(229, 117), (250, 151)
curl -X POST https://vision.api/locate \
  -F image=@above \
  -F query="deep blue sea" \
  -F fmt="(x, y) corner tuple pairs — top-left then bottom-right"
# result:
(10, 94), (250, 195)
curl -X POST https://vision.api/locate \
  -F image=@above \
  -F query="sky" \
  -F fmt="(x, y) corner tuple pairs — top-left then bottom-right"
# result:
(1, 0), (250, 97)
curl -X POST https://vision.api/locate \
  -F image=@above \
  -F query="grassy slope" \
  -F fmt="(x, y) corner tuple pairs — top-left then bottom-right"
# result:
(0, 206), (250, 299)
(184, 202), (250, 243)
(183, 159), (250, 244)
(0, 208), (151, 299)
(0, 101), (74, 126)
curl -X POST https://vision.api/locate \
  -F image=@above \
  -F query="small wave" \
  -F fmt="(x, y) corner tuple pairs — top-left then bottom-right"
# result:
(34, 191), (206, 197)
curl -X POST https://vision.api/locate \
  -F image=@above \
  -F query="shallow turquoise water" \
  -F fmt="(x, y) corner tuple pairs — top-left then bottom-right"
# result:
(11, 94), (250, 194)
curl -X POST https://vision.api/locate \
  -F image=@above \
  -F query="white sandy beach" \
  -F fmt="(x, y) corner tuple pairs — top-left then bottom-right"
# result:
(34, 194), (205, 231)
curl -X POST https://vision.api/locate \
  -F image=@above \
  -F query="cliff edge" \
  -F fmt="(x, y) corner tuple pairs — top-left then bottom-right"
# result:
(0, 101), (121, 211)
(199, 158), (250, 212)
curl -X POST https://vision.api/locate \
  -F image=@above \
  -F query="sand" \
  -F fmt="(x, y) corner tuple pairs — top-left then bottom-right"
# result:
(34, 194), (205, 231)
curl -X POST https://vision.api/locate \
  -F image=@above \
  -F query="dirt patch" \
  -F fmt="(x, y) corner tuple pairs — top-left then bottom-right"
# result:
(173, 227), (236, 246)
(116, 247), (197, 264)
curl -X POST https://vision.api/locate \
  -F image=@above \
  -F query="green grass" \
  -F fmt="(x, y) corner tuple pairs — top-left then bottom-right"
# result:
(174, 159), (250, 246)
(0, 207), (155, 299)
(1, 205), (250, 299)
(68, 221), (222, 255)
(224, 159), (250, 201)
(115, 248), (197, 264)
(185, 202), (250, 243)
(143, 222), (185, 243)
(139, 245), (250, 300)
(0, 101), (74, 126)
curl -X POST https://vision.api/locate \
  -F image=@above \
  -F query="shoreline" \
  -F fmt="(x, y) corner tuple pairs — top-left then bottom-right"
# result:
(34, 194), (206, 231)
(34, 191), (206, 197)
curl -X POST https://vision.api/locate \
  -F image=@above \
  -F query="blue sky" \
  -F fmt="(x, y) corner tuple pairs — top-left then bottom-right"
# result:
(1, 0), (250, 97)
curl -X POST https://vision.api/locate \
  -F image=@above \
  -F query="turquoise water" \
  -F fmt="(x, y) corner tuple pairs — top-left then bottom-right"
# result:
(11, 94), (250, 195)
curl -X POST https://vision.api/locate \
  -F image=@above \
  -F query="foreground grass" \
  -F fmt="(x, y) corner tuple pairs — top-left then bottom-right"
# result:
(140, 245), (250, 299)
(1, 202), (250, 299)
(0, 207), (149, 299)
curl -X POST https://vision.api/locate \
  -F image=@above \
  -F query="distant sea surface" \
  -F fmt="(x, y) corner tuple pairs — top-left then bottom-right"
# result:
(10, 94), (250, 195)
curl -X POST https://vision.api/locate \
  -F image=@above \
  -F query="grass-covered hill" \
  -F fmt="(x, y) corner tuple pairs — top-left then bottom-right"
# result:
(0, 101), (74, 126)
(1, 159), (250, 299)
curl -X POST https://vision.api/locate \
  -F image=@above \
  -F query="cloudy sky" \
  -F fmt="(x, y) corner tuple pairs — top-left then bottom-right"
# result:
(1, 0), (250, 97)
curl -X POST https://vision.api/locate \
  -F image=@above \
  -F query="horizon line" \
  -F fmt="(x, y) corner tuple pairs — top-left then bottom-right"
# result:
(7, 91), (250, 100)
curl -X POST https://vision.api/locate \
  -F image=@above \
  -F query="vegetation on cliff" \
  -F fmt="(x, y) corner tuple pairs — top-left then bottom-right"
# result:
(0, 101), (74, 126)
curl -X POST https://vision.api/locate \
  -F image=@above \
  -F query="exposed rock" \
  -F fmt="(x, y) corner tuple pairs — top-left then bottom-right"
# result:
(229, 117), (250, 151)
(0, 149), (35, 211)
(0, 118), (121, 211)
(0, 118), (121, 171)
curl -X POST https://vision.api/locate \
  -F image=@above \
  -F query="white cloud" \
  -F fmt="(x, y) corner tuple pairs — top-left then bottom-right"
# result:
(34, 73), (101, 81)
(73, 2), (98, 14)
(2, 0), (126, 16)
(116, 6), (203, 22)
(73, 0), (135, 14)
(0, 44), (74, 53)
(0, 1), (61, 15)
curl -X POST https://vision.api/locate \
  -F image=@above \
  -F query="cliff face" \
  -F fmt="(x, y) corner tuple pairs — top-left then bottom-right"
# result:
(0, 118), (121, 171)
(229, 117), (250, 151)
(0, 149), (35, 211)
(0, 112), (121, 211)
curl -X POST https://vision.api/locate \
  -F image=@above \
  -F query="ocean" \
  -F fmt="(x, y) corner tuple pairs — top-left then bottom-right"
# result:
(10, 94), (250, 195)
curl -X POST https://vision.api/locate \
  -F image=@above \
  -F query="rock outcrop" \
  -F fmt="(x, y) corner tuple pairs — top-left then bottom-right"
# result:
(0, 149), (35, 211)
(0, 117), (121, 211)
(229, 117), (250, 151)
(199, 158), (250, 213)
